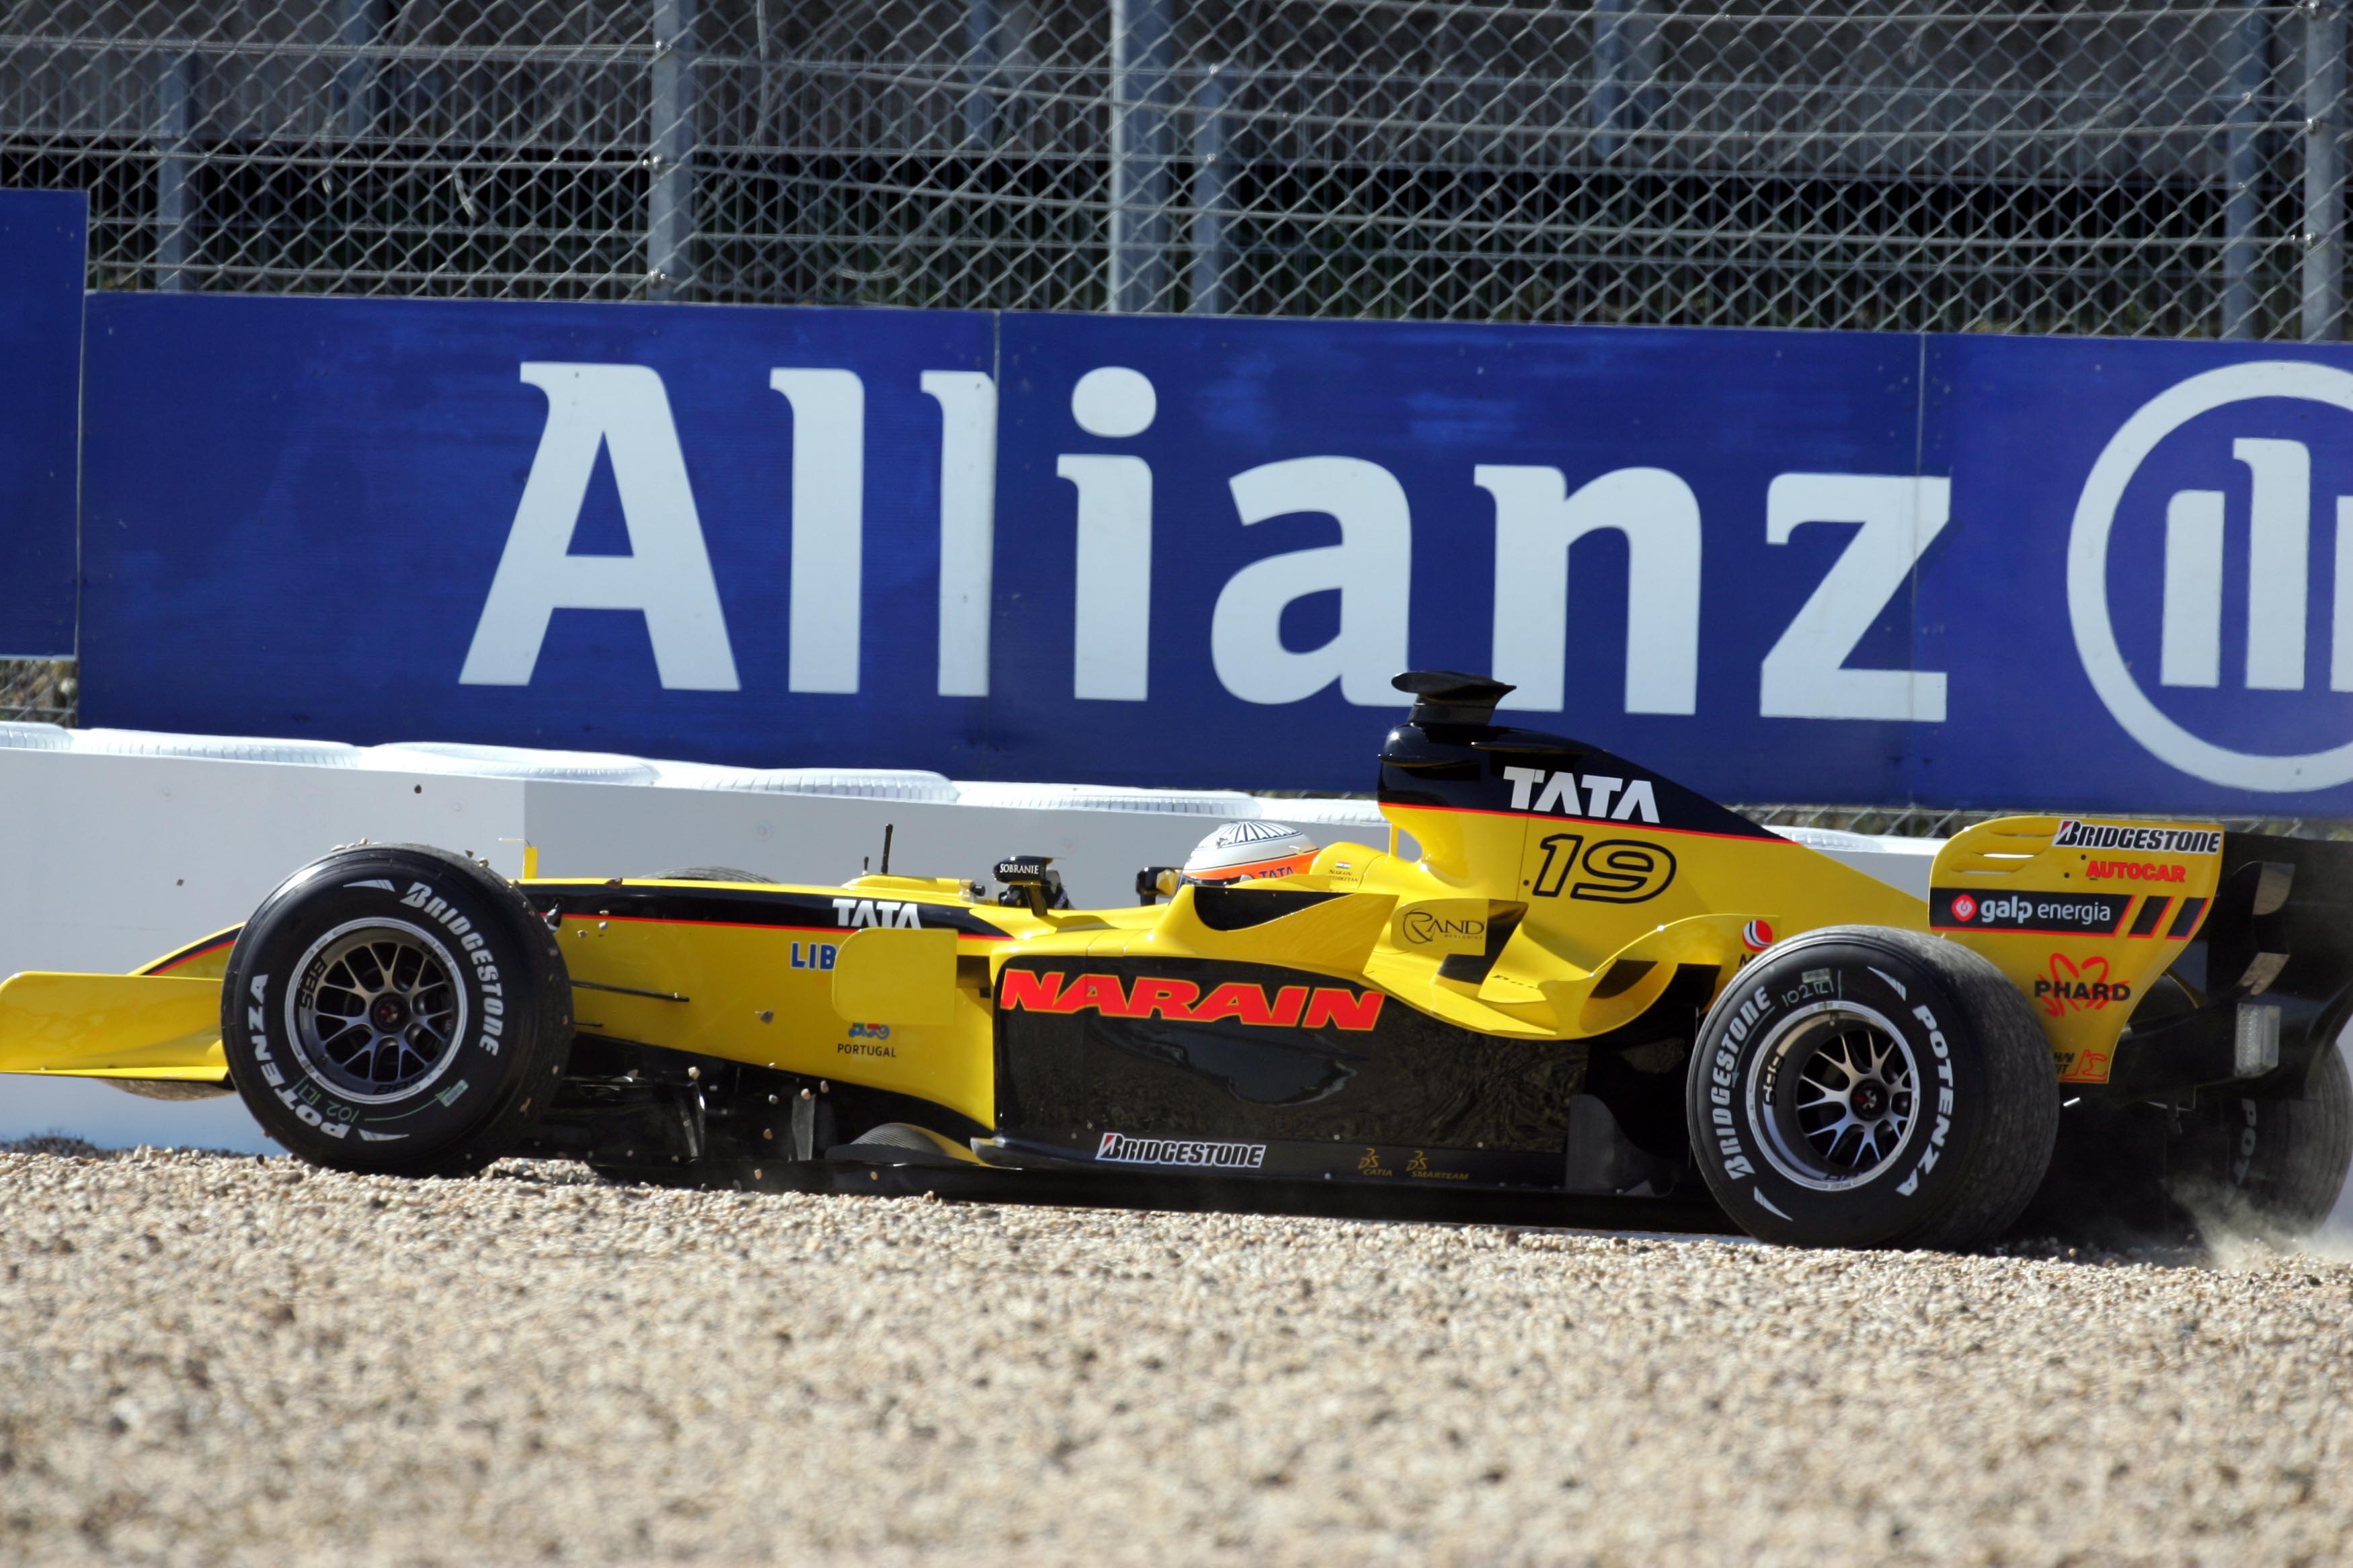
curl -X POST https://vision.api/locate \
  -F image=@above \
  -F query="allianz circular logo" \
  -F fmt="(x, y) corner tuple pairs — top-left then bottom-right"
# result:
(2069, 360), (2353, 792)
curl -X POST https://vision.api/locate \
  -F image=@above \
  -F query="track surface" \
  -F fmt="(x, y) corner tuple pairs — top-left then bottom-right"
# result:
(5, 1146), (2353, 1564)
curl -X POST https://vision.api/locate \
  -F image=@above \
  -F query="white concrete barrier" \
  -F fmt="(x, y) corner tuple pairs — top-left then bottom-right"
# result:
(0, 722), (69, 751)
(649, 761), (960, 801)
(358, 741), (652, 783)
(73, 728), (359, 766)
(1767, 826), (1940, 899)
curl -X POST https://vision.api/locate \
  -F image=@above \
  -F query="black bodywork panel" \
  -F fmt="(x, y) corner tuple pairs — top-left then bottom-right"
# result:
(2109, 831), (2353, 1101)
(992, 954), (1702, 1194)
(1376, 716), (1782, 841)
(520, 1033), (991, 1171)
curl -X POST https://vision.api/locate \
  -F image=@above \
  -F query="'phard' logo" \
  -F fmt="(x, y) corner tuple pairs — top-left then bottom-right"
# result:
(2034, 952), (2133, 1018)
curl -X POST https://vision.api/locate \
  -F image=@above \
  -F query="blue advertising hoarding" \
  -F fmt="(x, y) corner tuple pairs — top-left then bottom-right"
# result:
(0, 190), (86, 657)
(65, 285), (2353, 813)
(988, 311), (1929, 802)
(1921, 336), (2353, 809)
(81, 292), (997, 773)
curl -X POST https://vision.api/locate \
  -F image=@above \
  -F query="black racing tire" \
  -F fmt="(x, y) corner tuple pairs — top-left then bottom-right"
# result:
(655, 866), (776, 883)
(2170, 1040), (2353, 1239)
(1687, 925), (2059, 1251)
(220, 844), (572, 1178)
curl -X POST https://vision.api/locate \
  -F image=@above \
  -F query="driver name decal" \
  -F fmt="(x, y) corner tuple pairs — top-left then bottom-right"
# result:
(998, 970), (1386, 1030)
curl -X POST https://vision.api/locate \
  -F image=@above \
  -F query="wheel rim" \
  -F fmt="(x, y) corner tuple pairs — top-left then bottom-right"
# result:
(1748, 1001), (1921, 1192)
(286, 919), (469, 1104)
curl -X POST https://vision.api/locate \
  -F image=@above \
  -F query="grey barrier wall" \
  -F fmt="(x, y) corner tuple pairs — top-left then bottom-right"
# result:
(3, 1), (2350, 340)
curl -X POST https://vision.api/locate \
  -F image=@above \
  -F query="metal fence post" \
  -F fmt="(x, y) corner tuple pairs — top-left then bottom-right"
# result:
(154, 50), (197, 292)
(1590, 0), (1631, 161)
(2306, 0), (2347, 340)
(1188, 65), (1230, 315)
(963, 0), (1000, 147)
(337, 0), (384, 140)
(1108, 0), (1173, 313)
(1629, 0), (1663, 145)
(647, 0), (696, 301)
(2223, 0), (2270, 339)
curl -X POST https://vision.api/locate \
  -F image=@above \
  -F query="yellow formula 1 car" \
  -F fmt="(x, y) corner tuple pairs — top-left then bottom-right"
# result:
(5, 671), (2348, 1250)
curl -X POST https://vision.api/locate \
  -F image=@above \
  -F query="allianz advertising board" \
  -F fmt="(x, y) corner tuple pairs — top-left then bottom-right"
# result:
(0, 189), (85, 658)
(71, 290), (2353, 812)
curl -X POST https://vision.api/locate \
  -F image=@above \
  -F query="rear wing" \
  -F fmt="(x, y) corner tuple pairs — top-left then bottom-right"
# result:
(2123, 829), (2353, 1100)
(1930, 817), (2353, 1098)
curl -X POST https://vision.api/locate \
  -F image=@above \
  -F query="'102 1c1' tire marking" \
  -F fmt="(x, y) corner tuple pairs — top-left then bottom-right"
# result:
(245, 969), (354, 1140)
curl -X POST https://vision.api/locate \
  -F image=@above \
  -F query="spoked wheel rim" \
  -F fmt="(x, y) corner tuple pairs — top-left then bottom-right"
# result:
(287, 918), (469, 1104)
(1749, 1000), (1921, 1192)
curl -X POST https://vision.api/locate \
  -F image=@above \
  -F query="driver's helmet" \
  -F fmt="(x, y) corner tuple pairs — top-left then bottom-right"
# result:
(1182, 819), (1320, 884)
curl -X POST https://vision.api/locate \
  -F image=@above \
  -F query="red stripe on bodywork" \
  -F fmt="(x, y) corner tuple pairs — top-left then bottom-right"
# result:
(141, 933), (239, 975)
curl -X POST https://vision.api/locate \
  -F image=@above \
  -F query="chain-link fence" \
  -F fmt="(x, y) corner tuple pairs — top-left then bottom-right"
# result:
(7, 0), (2347, 335)
(0, 659), (76, 726)
(7, 1), (2353, 764)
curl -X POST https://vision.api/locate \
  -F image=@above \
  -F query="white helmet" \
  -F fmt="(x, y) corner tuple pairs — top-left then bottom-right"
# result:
(1182, 820), (1320, 884)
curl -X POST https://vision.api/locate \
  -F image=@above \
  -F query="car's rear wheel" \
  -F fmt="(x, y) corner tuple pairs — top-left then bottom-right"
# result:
(1687, 925), (2058, 1250)
(220, 844), (571, 1177)
(2171, 1040), (2353, 1239)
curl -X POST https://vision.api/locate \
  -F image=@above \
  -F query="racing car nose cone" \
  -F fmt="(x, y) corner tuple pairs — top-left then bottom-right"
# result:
(1851, 1081), (1888, 1119)
(371, 995), (410, 1030)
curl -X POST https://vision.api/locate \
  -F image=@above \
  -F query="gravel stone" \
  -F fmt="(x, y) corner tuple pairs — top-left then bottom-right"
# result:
(4, 1145), (2352, 1564)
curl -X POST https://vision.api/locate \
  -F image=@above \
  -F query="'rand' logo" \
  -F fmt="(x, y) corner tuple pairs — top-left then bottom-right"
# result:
(2069, 360), (2353, 792)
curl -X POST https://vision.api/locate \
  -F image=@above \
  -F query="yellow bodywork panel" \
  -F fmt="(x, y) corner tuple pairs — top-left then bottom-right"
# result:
(543, 879), (1000, 1128)
(830, 928), (959, 1025)
(0, 804), (2212, 1123)
(0, 972), (227, 1081)
(1930, 815), (2223, 1083)
(1347, 801), (1927, 1038)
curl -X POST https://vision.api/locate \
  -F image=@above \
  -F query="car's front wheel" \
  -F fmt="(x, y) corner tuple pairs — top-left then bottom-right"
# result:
(219, 844), (572, 1176)
(1687, 925), (2058, 1250)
